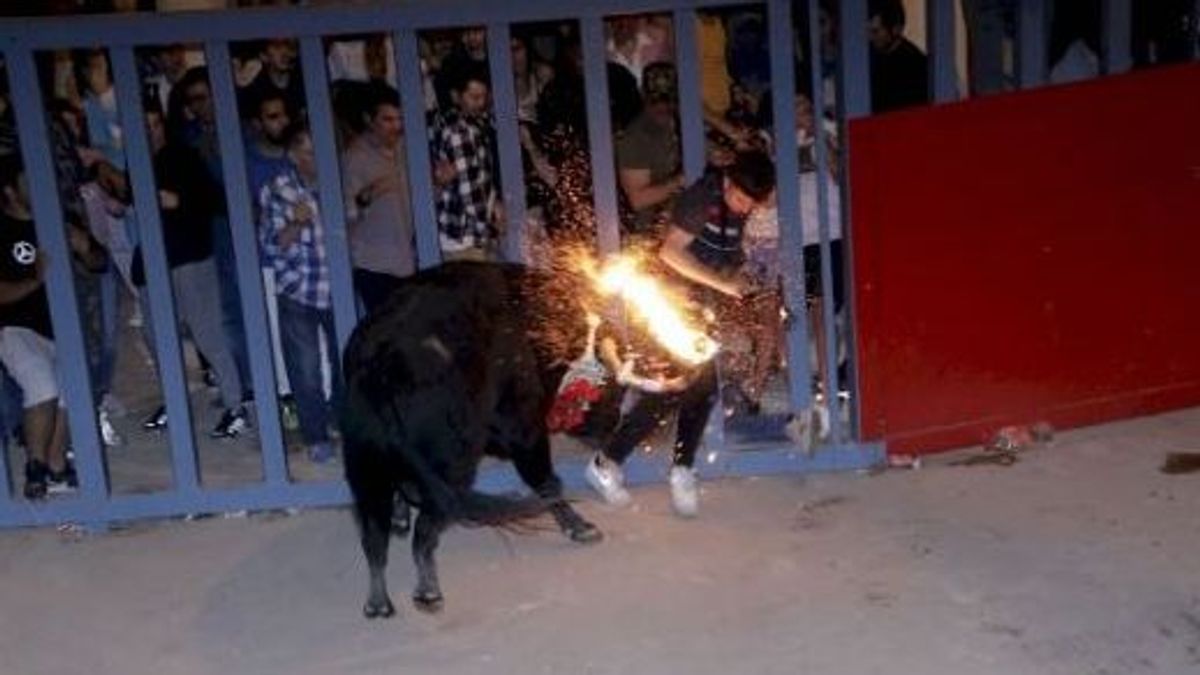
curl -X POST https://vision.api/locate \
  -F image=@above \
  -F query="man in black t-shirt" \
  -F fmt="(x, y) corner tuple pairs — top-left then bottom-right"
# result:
(0, 165), (90, 500)
(584, 150), (776, 518)
(131, 105), (249, 439)
(868, 0), (931, 114)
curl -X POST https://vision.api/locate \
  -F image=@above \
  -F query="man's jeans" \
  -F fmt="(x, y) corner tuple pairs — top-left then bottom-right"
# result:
(277, 296), (342, 446)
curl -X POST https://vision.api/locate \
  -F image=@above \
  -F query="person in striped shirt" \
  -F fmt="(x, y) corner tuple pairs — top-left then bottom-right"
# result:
(259, 129), (341, 464)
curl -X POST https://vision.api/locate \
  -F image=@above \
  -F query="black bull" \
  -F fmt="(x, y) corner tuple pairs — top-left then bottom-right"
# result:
(340, 261), (606, 619)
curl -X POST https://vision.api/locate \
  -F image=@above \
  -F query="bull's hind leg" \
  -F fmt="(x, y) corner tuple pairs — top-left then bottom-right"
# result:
(412, 510), (448, 612)
(513, 436), (603, 544)
(358, 493), (396, 619)
(347, 445), (397, 619)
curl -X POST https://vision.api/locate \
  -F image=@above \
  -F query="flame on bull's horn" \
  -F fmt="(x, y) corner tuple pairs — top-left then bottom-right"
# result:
(581, 253), (720, 366)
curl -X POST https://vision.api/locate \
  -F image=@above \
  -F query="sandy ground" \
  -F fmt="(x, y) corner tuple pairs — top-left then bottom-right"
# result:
(2, 407), (1200, 675)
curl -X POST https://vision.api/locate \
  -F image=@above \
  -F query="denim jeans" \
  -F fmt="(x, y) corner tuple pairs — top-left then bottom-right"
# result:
(277, 296), (342, 446)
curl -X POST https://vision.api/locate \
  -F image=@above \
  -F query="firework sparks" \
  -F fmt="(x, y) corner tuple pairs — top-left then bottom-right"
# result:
(579, 252), (720, 366)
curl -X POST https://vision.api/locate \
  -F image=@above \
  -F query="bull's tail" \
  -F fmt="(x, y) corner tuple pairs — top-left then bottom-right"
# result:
(455, 489), (554, 529)
(397, 452), (553, 528)
(367, 399), (554, 530)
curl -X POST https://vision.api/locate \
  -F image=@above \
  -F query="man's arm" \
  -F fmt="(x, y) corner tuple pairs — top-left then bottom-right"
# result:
(340, 148), (366, 226)
(67, 224), (108, 273)
(618, 167), (684, 212)
(658, 224), (743, 298)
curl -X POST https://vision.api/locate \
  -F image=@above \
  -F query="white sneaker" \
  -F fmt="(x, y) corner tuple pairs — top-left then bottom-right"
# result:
(785, 409), (815, 456)
(585, 455), (631, 507)
(98, 407), (122, 447)
(668, 465), (699, 518)
(813, 400), (831, 441)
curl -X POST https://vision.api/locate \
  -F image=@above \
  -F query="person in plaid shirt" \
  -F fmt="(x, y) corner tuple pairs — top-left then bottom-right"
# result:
(259, 129), (341, 464)
(433, 63), (503, 259)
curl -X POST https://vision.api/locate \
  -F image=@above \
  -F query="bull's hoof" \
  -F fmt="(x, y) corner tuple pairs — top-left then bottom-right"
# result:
(363, 597), (396, 619)
(566, 521), (604, 545)
(412, 592), (445, 614)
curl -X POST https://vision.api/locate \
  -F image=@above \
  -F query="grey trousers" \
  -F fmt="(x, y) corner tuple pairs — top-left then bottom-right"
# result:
(142, 258), (244, 410)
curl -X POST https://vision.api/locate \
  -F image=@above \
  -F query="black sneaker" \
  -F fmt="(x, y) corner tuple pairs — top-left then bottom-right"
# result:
(23, 460), (49, 500)
(142, 405), (168, 431)
(47, 459), (78, 494)
(210, 406), (249, 439)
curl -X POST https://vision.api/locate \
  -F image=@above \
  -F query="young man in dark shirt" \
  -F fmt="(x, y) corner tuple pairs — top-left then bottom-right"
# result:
(0, 164), (101, 499)
(868, 0), (930, 113)
(131, 105), (249, 438)
(585, 150), (776, 517)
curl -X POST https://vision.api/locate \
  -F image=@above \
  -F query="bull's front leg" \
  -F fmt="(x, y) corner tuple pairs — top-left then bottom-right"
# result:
(513, 436), (603, 544)
(411, 510), (447, 612)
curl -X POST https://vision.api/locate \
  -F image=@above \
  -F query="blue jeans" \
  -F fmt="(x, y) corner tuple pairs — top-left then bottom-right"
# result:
(277, 296), (342, 446)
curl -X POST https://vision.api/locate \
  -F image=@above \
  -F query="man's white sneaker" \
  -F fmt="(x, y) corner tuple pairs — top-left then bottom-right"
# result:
(668, 465), (699, 518)
(585, 455), (632, 507)
(98, 407), (122, 447)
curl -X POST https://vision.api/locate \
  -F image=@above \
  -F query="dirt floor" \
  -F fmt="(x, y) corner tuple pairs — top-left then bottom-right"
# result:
(2, 407), (1199, 675)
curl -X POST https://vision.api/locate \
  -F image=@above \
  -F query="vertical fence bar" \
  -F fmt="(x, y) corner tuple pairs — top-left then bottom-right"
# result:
(297, 36), (358, 351)
(928, 0), (958, 102)
(581, 15), (620, 255)
(674, 8), (706, 181)
(805, 0), (844, 444)
(676, 7), (724, 455)
(836, 0), (871, 439)
(208, 40), (289, 486)
(838, 0), (871, 118)
(1017, 0), (1047, 88)
(487, 21), (528, 263)
(0, 441), (9, 509)
(394, 28), (442, 269)
(1102, 0), (1132, 74)
(110, 45), (201, 494)
(6, 46), (109, 503)
(768, 0), (813, 419)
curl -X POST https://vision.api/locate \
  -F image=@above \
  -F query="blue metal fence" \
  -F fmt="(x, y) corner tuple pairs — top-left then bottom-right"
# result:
(0, 0), (1179, 529)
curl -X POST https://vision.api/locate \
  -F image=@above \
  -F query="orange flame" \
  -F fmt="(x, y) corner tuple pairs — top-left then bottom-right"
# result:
(580, 253), (720, 366)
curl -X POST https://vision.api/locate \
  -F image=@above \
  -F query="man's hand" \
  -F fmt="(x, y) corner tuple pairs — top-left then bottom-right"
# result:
(66, 226), (91, 257)
(77, 146), (105, 168)
(158, 189), (180, 210)
(67, 225), (108, 273)
(491, 200), (507, 233)
(96, 162), (129, 202)
(292, 200), (314, 225)
(434, 160), (455, 187)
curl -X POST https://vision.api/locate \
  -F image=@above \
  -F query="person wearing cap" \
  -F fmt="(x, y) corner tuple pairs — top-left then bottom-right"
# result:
(615, 61), (685, 238)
